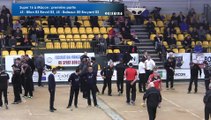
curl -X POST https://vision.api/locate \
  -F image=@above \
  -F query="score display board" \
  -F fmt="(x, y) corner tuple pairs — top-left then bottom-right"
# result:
(12, 3), (124, 16)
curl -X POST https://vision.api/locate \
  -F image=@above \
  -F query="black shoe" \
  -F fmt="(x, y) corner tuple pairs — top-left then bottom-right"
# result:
(17, 100), (22, 104)
(101, 92), (104, 95)
(108, 94), (112, 96)
(53, 108), (57, 111)
(126, 102), (130, 105)
(67, 106), (71, 109)
(12, 102), (18, 104)
(75, 106), (78, 108)
(194, 91), (197, 94)
(95, 105), (99, 107)
(187, 91), (191, 94)
(5, 104), (8, 109)
(50, 109), (54, 112)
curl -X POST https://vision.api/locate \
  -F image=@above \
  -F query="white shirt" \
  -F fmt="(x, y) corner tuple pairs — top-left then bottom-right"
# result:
(145, 59), (155, 71)
(138, 62), (145, 74)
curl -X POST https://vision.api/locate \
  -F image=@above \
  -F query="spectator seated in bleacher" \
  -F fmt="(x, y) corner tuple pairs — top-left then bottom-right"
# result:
(25, 16), (35, 27)
(168, 20), (177, 30)
(154, 33), (163, 50)
(8, 36), (17, 48)
(0, 18), (7, 33)
(1, 5), (10, 16)
(90, 16), (99, 28)
(131, 34), (140, 43)
(182, 35), (192, 50)
(177, 12), (185, 24)
(106, 35), (115, 47)
(13, 21), (22, 30)
(98, 35), (107, 54)
(171, 13), (178, 23)
(4, 13), (12, 28)
(164, 27), (175, 40)
(114, 33), (123, 45)
(91, 34), (99, 53)
(197, 26), (206, 41)
(20, 35), (33, 49)
(146, 18), (155, 35)
(121, 27), (131, 39)
(179, 19), (189, 33)
(65, 16), (73, 27)
(166, 33), (177, 49)
(151, 7), (163, 20)
(36, 26), (44, 42)
(189, 27), (199, 40)
(194, 42), (203, 53)
(13, 27), (23, 43)
(28, 27), (38, 42)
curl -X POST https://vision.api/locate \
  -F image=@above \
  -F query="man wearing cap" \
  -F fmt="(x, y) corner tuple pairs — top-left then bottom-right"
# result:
(124, 63), (138, 105)
(143, 82), (162, 120)
(204, 84), (211, 120)
(0, 67), (9, 109)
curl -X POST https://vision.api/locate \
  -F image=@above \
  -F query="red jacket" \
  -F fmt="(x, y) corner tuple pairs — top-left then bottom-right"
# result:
(148, 73), (162, 90)
(125, 68), (137, 81)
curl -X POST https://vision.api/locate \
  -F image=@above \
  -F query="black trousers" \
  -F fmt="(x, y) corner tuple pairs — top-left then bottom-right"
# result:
(117, 76), (124, 94)
(0, 88), (8, 106)
(68, 87), (79, 107)
(147, 105), (157, 120)
(24, 81), (33, 97)
(205, 106), (211, 120)
(94, 77), (99, 93)
(188, 77), (198, 92)
(146, 70), (153, 81)
(139, 73), (147, 92)
(80, 75), (88, 98)
(87, 85), (97, 106)
(126, 81), (136, 103)
(13, 84), (21, 102)
(102, 77), (112, 95)
(205, 79), (210, 92)
(37, 68), (43, 86)
(166, 72), (174, 88)
(49, 89), (55, 110)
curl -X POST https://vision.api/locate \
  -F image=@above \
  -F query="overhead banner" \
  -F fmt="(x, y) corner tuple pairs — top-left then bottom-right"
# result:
(44, 53), (95, 67)
(167, 53), (190, 69)
(12, 3), (124, 16)
(192, 53), (211, 65)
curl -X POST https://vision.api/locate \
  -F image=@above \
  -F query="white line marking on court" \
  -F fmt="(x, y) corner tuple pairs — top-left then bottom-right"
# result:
(97, 98), (125, 120)
(163, 96), (203, 120)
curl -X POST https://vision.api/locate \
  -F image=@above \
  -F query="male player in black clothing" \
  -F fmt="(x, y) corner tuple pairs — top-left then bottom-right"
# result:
(0, 67), (9, 109)
(67, 68), (81, 110)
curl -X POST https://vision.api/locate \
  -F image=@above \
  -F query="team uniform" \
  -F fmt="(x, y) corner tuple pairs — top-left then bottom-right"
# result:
(143, 87), (162, 120)
(86, 72), (98, 106)
(148, 73), (162, 90)
(12, 64), (22, 103)
(115, 62), (126, 94)
(164, 60), (175, 89)
(204, 65), (211, 91)
(67, 73), (80, 108)
(138, 61), (146, 92)
(48, 73), (56, 111)
(23, 66), (33, 98)
(0, 71), (9, 108)
(188, 64), (202, 93)
(125, 67), (137, 104)
(101, 66), (114, 96)
(204, 89), (211, 120)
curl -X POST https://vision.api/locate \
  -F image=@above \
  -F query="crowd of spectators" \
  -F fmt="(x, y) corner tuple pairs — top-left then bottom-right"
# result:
(136, 6), (210, 55)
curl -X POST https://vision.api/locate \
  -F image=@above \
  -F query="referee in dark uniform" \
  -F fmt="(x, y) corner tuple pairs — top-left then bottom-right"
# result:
(143, 82), (162, 120)
(0, 67), (9, 109)
(48, 68), (57, 112)
(204, 84), (211, 120)
(67, 68), (81, 110)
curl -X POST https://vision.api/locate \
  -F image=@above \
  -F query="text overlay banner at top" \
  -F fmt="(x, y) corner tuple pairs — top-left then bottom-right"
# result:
(12, 3), (124, 16)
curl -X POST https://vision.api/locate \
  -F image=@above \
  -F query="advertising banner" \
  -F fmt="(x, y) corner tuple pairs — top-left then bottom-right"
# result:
(12, 3), (124, 16)
(44, 53), (95, 67)
(192, 53), (211, 66)
(167, 53), (190, 69)
(157, 69), (191, 80)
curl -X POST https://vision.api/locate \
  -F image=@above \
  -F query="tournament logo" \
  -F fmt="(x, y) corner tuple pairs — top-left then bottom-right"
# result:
(47, 57), (53, 63)
(175, 56), (184, 68)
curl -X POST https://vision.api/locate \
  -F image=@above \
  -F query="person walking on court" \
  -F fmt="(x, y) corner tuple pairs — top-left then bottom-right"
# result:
(145, 56), (156, 81)
(48, 68), (57, 112)
(204, 84), (211, 120)
(86, 66), (98, 107)
(164, 57), (175, 90)
(115, 60), (126, 95)
(188, 62), (202, 94)
(148, 67), (162, 91)
(101, 62), (114, 96)
(0, 67), (10, 109)
(35, 54), (45, 87)
(91, 57), (100, 94)
(143, 82), (162, 120)
(125, 63), (138, 105)
(11, 58), (22, 104)
(203, 61), (211, 91)
(138, 58), (146, 92)
(67, 68), (81, 110)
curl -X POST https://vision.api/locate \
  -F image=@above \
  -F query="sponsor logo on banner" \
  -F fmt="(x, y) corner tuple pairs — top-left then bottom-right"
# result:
(167, 53), (190, 69)
(44, 53), (95, 67)
(158, 69), (190, 80)
(192, 53), (211, 66)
